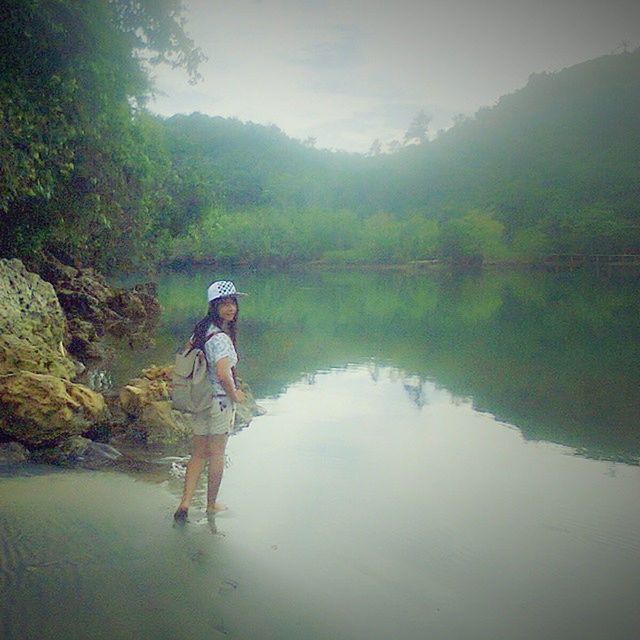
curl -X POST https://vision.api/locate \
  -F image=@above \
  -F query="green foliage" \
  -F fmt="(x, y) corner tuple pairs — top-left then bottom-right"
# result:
(2, 7), (638, 272)
(159, 51), (640, 267)
(0, 0), (204, 269)
(553, 206), (639, 254)
(438, 210), (508, 263)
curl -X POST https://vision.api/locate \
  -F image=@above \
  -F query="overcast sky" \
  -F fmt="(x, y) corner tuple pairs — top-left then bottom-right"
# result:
(148, 0), (640, 153)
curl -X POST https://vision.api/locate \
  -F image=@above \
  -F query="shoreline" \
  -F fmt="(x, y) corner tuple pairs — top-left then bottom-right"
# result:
(0, 256), (260, 471)
(157, 255), (640, 276)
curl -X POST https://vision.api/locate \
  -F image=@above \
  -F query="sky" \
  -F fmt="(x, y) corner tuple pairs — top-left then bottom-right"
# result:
(149, 0), (640, 153)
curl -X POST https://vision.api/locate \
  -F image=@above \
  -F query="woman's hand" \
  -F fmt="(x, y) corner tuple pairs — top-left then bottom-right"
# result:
(233, 389), (247, 404)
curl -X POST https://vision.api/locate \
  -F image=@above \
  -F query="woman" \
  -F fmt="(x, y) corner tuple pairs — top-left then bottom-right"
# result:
(174, 280), (247, 522)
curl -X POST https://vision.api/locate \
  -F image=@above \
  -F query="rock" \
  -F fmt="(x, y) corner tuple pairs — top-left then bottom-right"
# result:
(0, 372), (107, 447)
(32, 437), (124, 467)
(31, 435), (92, 466)
(0, 258), (77, 378)
(119, 366), (172, 418)
(105, 282), (160, 349)
(83, 441), (122, 464)
(0, 258), (67, 346)
(117, 366), (190, 445)
(141, 401), (192, 445)
(66, 317), (103, 360)
(119, 384), (146, 418)
(0, 441), (30, 464)
(232, 379), (263, 432)
(116, 365), (262, 444)
(0, 334), (76, 380)
(25, 253), (161, 359)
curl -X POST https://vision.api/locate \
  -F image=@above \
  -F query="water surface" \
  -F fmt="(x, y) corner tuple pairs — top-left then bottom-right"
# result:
(2, 267), (640, 640)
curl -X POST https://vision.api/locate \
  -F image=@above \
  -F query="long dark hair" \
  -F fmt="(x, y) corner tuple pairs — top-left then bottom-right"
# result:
(192, 299), (239, 391)
(192, 297), (239, 352)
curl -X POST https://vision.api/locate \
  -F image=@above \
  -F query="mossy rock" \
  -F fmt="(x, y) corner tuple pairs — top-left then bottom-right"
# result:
(0, 371), (106, 447)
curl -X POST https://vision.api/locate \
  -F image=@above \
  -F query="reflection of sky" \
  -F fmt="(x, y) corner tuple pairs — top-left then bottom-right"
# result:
(3, 365), (640, 639)
(220, 365), (640, 639)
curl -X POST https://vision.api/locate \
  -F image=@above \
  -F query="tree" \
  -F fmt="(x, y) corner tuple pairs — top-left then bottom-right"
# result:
(0, 0), (205, 267)
(368, 138), (382, 156)
(387, 139), (401, 154)
(438, 210), (506, 264)
(404, 110), (431, 145)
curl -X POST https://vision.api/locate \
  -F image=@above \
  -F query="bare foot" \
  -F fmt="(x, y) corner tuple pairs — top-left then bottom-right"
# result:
(206, 502), (228, 513)
(173, 507), (188, 523)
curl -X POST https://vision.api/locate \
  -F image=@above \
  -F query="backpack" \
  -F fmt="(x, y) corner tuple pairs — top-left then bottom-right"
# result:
(171, 331), (218, 413)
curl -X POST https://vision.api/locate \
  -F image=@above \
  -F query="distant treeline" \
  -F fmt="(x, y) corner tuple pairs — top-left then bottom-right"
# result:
(2, 1), (639, 271)
(159, 51), (640, 267)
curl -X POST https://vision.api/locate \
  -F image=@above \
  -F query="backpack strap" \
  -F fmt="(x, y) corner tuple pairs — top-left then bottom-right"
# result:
(187, 328), (221, 351)
(204, 329), (220, 344)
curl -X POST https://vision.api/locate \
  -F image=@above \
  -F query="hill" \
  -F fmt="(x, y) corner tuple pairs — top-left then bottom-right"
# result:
(160, 50), (640, 265)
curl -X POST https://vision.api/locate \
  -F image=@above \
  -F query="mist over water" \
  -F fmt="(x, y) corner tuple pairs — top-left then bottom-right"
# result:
(3, 267), (640, 640)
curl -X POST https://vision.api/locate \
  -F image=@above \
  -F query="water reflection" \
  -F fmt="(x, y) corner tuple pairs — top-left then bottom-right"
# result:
(3, 365), (640, 640)
(108, 267), (640, 463)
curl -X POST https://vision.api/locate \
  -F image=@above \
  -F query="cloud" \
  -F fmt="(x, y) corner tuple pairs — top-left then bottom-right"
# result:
(288, 25), (363, 69)
(148, 0), (640, 152)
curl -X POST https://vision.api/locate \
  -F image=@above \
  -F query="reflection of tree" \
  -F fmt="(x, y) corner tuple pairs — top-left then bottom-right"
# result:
(403, 379), (427, 409)
(151, 267), (640, 463)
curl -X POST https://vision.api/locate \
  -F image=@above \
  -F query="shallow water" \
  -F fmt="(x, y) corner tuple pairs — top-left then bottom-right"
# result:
(2, 268), (640, 639)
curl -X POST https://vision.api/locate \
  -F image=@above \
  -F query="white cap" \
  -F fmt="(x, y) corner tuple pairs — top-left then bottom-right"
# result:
(207, 280), (247, 302)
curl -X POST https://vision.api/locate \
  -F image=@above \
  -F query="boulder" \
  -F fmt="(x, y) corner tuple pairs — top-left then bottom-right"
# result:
(0, 258), (67, 345)
(31, 435), (93, 466)
(119, 366), (172, 417)
(0, 334), (76, 380)
(0, 258), (77, 378)
(141, 401), (192, 446)
(83, 441), (123, 465)
(26, 253), (161, 358)
(0, 371), (106, 447)
(0, 441), (30, 465)
(66, 317), (103, 360)
(117, 365), (262, 445)
(31, 436), (123, 467)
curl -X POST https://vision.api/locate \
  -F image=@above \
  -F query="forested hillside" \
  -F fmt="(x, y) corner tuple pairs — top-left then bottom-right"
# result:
(1, 1), (638, 271)
(159, 50), (640, 266)
(379, 51), (640, 256)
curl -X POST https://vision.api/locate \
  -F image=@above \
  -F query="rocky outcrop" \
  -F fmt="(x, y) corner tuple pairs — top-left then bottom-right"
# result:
(0, 258), (77, 378)
(117, 365), (262, 446)
(117, 366), (193, 445)
(26, 253), (161, 359)
(0, 259), (106, 449)
(0, 258), (67, 344)
(0, 334), (77, 379)
(0, 258), (215, 467)
(0, 371), (106, 446)
(0, 257), (263, 466)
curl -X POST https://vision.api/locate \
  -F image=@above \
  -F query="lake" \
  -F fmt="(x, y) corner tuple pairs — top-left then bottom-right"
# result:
(2, 267), (640, 640)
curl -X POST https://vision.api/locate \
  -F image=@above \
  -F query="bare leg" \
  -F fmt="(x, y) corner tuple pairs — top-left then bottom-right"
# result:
(177, 435), (209, 512)
(206, 433), (229, 512)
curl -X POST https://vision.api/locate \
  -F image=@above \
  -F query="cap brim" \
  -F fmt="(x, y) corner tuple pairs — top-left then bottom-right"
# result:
(209, 291), (248, 301)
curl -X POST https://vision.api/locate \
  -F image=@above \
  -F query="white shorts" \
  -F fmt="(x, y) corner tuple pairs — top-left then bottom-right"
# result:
(189, 397), (236, 436)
